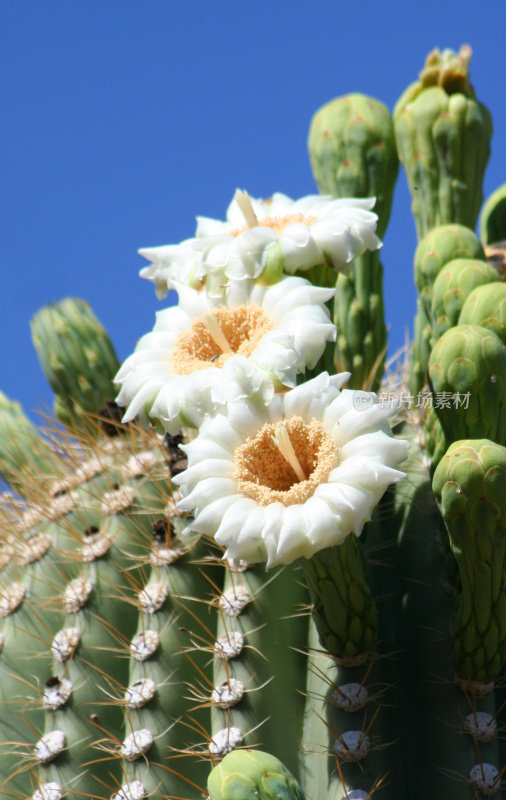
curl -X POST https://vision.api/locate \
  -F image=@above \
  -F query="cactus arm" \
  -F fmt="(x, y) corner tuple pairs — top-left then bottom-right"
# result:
(307, 93), (398, 391)
(332, 251), (387, 391)
(393, 47), (492, 239)
(308, 94), (398, 238)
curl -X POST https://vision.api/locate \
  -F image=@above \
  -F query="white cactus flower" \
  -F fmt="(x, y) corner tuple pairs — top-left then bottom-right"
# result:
(138, 190), (381, 301)
(173, 373), (408, 568)
(115, 276), (336, 433)
(138, 238), (199, 300)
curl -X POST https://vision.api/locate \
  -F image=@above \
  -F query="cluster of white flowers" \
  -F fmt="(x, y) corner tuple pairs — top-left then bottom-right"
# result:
(139, 190), (381, 301)
(115, 189), (407, 567)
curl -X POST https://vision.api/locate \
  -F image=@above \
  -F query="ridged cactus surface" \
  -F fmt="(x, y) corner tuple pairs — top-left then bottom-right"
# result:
(1, 42), (505, 800)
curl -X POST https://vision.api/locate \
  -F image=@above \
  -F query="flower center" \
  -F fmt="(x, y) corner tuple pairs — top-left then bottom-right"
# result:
(234, 416), (338, 506)
(171, 305), (273, 375)
(230, 189), (317, 236)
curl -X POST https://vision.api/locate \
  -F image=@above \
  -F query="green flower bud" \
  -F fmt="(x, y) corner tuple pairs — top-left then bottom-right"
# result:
(432, 439), (506, 680)
(480, 183), (506, 245)
(414, 224), (485, 296)
(308, 93), (398, 237)
(31, 298), (120, 427)
(428, 324), (506, 444)
(458, 282), (506, 344)
(207, 750), (306, 800)
(394, 46), (492, 239)
(301, 538), (377, 659)
(430, 258), (498, 340)
(409, 224), (485, 393)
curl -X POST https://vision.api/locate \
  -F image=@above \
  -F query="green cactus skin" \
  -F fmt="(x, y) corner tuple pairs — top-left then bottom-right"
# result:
(0, 404), (121, 793)
(394, 46), (492, 240)
(211, 560), (307, 781)
(31, 299), (120, 428)
(0, 509), (68, 794)
(0, 393), (58, 495)
(480, 183), (506, 246)
(458, 282), (506, 344)
(433, 439), (506, 682)
(410, 224), (485, 394)
(428, 324), (506, 445)
(308, 93), (399, 391)
(207, 748), (306, 800)
(332, 267), (387, 392)
(298, 519), (392, 800)
(300, 613), (389, 800)
(0, 413), (212, 796)
(429, 258), (499, 342)
(116, 532), (217, 797)
(0, 298), (220, 797)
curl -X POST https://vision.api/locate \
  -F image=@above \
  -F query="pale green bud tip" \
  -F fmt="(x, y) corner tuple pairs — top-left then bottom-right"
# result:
(419, 44), (473, 95)
(207, 749), (306, 800)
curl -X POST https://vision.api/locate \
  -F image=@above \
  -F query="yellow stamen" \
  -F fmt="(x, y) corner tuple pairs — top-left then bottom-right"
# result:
(171, 304), (273, 375)
(234, 189), (259, 229)
(202, 312), (234, 354)
(229, 211), (318, 238)
(271, 424), (307, 482)
(234, 416), (338, 506)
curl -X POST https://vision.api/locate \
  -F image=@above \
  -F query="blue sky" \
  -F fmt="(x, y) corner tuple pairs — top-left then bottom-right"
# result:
(1, 0), (504, 421)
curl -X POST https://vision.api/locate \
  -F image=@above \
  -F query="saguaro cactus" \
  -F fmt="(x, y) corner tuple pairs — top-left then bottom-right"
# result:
(1, 43), (505, 800)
